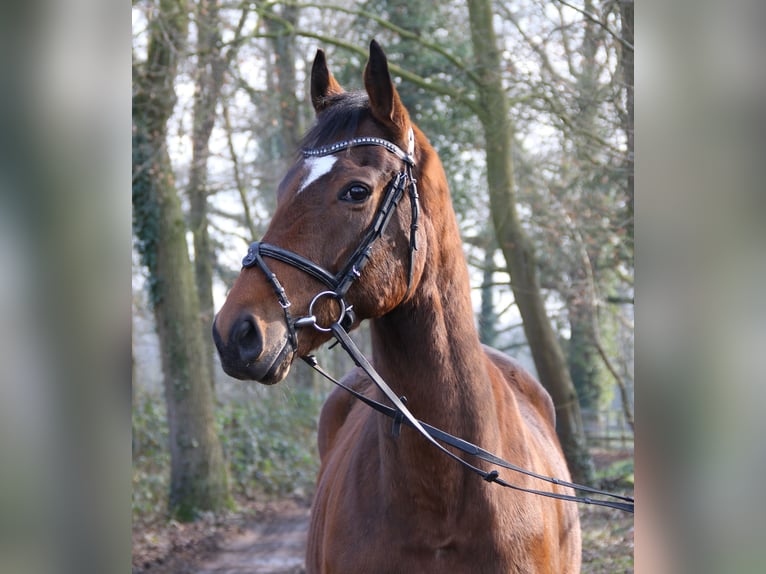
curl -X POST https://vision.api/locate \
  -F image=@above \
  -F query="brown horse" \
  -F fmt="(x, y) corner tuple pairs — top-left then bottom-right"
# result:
(213, 41), (581, 573)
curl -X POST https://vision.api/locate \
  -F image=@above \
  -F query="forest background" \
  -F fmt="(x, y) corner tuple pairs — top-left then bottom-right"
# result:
(132, 0), (634, 529)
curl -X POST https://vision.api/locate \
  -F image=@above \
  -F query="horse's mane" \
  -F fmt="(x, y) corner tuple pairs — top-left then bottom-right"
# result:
(298, 91), (370, 155)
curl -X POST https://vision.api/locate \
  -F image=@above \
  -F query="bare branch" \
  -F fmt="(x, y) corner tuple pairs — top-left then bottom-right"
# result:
(222, 100), (258, 240)
(238, 3), (484, 115)
(605, 295), (634, 305)
(286, 1), (482, 86)
(593, 336), (634, 431)
(553, 0), (634, 52)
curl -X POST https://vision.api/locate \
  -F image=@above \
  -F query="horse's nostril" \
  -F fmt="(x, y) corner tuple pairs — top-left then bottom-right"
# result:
(233, 315), (263, 363)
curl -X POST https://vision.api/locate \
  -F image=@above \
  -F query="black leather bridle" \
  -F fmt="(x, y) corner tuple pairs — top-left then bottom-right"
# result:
(239, 130), (634, 514)
(241, 129), (419, 351)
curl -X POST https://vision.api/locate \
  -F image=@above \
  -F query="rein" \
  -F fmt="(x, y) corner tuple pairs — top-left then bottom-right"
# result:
(301, 320), (634, 514)
(241, 131), (634, 514)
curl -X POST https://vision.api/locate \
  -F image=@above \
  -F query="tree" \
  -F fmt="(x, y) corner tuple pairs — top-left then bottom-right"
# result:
(264, 3), (303, 157)
(133, 0), (231, 520)
(188, 0), (226, 385)
(478, 235), (499, 347)
(500, 0), (635, 430)
(187, 0), (252, 385)
(466, 0), (594, 483)
(163, 0), (633, 484)
(618, 0), (634, 246)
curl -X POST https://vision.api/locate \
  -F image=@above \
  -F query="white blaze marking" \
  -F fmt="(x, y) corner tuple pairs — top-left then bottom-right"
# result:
(298, 156), (337, 194)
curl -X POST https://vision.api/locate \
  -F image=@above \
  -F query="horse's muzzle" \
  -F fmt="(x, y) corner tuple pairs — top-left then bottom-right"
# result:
(212, 313), (294, 384)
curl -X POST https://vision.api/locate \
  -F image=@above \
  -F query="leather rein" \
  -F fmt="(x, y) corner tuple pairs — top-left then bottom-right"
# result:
(240, 131), (634, 514)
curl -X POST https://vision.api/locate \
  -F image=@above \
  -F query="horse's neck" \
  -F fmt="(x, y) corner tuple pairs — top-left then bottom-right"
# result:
(363, 148), (508, 504)
(369, 236), (499, 454)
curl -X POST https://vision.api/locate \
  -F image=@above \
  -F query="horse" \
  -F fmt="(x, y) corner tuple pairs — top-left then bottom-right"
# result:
(213, 40), (581, 573)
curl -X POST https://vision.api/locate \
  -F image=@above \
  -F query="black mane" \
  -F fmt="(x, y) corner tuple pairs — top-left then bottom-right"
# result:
(299, 91), (370, 154)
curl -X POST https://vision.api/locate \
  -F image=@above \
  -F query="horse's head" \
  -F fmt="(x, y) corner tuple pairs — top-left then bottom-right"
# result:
(213, 40), (434, 383)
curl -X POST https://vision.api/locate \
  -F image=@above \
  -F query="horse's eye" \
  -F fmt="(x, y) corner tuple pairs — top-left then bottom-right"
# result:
(339, 184), (371, 203)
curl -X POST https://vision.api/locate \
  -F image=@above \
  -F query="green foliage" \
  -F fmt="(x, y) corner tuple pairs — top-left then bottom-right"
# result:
(217, 386), (322, 500)
(132, 391), (170, 524)
(594, 457), (634, 491)
(131, 122), (162, 308)
(132, 385), (323, 524)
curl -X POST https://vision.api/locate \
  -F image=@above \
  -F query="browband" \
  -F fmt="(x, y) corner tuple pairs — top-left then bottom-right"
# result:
(302, 129), (415, 166)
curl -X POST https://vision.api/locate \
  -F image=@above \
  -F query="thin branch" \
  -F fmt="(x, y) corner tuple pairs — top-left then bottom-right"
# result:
(496, 299), (520, 318)
(593, 336), (634, 431)
(471, 280), (514, 291)
(498, 340), (530, 354)
(553, 1), (577, 79)
(533, 89), (627, 160)
(286, 1), (482, 86)
(605, 295), (633, 305)
(496, 320), (525, 335)
(553, 0), (633, 51)
(306, 32), (482, 114)
(222, 100), (258, 239)
(222, 3), (253, 65)
(499, 4), (565, 85)
(244, 4), (484, 115)
(539, 178), (633, 430)
(209, 220), (252, 248)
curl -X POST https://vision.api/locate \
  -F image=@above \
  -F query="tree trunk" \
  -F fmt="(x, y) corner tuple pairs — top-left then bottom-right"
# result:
(466, 0), (594, 484)
(567, 0), (604, 419)
(265, 5), (318, 390)
(188, 0), (226, 386)
(567, 293), (601, 447)
(616, 0), (635, 429)
(478, 236), (498, 347)
(266, 3), (302, 156)
(132, 0), (230, 520)
(618, 0), (634, 244)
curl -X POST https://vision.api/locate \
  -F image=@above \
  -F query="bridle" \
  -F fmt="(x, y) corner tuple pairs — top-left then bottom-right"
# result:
(241, 128), (420, 351)
(239, 130), (634, 514)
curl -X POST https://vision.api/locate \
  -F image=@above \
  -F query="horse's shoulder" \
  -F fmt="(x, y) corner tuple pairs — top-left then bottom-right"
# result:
(317, 367), (371, 459)
(482, 345), (556, 427)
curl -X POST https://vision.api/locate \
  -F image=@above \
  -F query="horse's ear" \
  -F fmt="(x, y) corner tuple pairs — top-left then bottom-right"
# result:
(311, 49), (344, 114)
(364, 40), (410, 138)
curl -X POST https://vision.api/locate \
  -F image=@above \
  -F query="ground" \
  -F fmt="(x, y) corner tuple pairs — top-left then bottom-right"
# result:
(133, 502), (632, 573)
(133, 453), (633, 573)
(132, 498), (309, 574)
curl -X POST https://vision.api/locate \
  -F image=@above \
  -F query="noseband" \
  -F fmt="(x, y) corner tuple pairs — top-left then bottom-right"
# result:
(241, 129), (419, 351)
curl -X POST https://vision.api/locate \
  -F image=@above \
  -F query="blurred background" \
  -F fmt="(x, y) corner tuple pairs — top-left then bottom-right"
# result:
(131, 0), (635, 568)
(0, 0), (764, 572)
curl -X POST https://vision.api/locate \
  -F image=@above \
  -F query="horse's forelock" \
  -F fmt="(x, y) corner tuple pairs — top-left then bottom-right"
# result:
(298, 91), (370, 155)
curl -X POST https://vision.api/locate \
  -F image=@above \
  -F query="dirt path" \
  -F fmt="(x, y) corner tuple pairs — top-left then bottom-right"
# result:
(134, 499), (630, 574)
(194, 505), (310, 574)
(191, 503), (632, 574)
